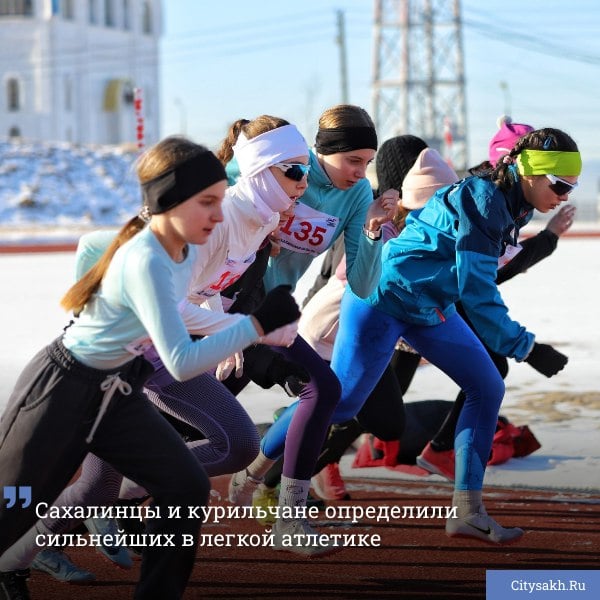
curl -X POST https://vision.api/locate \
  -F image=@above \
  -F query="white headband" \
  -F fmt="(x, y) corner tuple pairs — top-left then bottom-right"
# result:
(233, 124), (308, 178)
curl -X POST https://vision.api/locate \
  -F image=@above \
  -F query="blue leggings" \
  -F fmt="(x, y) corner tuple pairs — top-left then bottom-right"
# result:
(331, 290), (505, 491)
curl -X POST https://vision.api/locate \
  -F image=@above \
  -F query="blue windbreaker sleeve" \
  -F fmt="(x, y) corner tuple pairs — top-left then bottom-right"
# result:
(455, 188), (534, 361)
(342, 179), (382, 298)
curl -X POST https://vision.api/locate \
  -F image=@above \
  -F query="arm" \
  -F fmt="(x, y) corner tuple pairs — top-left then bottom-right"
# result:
(455, 188), (534, 361)
(496, 230), (557, 284)
(342, 180), (383, 298)
(344, 185), (398, 298)
(497, 204), (574, 284)
(124, 251), (261, 381)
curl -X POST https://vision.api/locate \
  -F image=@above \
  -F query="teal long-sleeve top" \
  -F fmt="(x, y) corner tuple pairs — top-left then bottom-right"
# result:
(62, 226), (260, 379)
(262, 150), (382, 297)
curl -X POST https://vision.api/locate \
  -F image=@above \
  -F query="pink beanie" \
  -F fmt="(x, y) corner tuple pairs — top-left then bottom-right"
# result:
(401, 148), (458, 209)
(488, 115), (534, 167)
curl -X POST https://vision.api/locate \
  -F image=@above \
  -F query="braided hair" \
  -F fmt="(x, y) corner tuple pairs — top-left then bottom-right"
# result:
(490, 128), (578, 192)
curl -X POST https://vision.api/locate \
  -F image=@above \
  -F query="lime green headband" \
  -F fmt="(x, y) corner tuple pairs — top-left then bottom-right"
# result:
(517, 150), (582, 177)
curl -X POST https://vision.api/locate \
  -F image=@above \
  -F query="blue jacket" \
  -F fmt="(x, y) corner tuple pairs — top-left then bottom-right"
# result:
(263, 150), (381, 297)
(367, 175), (535, 361)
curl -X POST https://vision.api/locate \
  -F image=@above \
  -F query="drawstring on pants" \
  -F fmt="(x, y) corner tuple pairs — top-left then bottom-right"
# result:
(86, 373), (132, 444)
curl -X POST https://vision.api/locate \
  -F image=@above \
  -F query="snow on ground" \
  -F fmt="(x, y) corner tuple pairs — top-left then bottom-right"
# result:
(0, 140), (140, 229)
(1, 236), (598, 493)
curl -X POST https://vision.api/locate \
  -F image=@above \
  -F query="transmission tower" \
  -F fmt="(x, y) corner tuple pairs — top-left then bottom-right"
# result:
(372, 0), (468, 171)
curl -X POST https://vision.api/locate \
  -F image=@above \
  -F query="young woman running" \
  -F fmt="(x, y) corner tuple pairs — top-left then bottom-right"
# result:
(0, 136), (299, 599)
(225, 104), (397, 555)
(328, 127), (579, 544)
(0, 119), (310, 584)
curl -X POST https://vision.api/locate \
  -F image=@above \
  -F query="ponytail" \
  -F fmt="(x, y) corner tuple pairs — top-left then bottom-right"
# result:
(216, 119), (249, 165)
(60, 216), (146, 315)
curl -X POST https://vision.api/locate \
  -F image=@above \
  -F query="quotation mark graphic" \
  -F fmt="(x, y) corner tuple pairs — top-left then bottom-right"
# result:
(3, 486), (32, 509)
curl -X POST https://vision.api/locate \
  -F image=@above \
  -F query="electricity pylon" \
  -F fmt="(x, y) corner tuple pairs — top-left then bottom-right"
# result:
(372, 0), (468, 171)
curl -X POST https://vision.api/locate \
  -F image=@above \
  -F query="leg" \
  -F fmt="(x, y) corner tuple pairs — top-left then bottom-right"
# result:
(329, 289), (404, 425)
(140, 371), (259, 478)
(0, 347), (103, 555)
(256, 335), (341, 479)
(402, 313), (504, 491)
(264, 360), (405, 490)
(263, 291), (403, 487)
(0, 453), (125, 571)
(229, 336), (342, 557)
(401, 314), (522, 544)
(89, 391), (210, 600)
(389, 347), (422, 395)
(355, 363), (406, 441)
(430, 346), (509, 452)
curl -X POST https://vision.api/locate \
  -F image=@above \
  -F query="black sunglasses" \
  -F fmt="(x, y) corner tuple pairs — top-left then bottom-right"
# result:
(273, 162), (311, 182)
(545, 174), (577, 196)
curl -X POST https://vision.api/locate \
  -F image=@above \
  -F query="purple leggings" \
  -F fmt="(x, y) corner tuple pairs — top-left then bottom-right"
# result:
(226, 335), (341, 480)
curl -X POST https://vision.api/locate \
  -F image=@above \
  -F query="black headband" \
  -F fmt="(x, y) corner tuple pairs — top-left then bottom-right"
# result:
(141, 151), (226, 215)
(315, 126), (378, 155)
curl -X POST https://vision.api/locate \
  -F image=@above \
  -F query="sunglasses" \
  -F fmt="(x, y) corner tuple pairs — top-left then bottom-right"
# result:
(546, 174), (578, 196)
(272, 162), (311, 181)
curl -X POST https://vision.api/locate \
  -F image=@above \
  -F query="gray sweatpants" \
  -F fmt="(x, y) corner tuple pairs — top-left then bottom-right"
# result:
(0, 338), (209, 600)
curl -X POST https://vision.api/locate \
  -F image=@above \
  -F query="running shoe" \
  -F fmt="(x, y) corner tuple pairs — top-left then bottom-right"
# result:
(0, 569), (30, 600)
(84, 517), (133, 569)
(252, 485), (279, 525)
(311, 463), (351, 500)
(228, 468), (263, 506)
(31, 548), (95, 584)
(416, 442), (455, 481)
(446, 506), (524, 545)
(271, 518), (342, 558)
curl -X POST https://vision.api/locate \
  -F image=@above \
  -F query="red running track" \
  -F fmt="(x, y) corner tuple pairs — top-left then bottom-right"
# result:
(27, 475), (599, 600)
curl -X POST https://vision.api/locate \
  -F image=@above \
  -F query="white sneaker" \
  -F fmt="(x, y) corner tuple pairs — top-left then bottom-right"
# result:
(446, 506), (524, 545)
(271, 518), (342, 558)
(84, 517), (133, 569)
(31, 548), (96, 584)
(228, 469), (263, 506)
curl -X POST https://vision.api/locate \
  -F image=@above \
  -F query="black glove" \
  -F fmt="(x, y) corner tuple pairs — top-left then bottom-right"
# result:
(251, 285), (300, 335)
(525, 343), (568, 377)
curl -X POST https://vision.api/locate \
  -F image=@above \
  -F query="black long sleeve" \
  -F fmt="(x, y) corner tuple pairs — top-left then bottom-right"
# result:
(496, 229), (558, 285)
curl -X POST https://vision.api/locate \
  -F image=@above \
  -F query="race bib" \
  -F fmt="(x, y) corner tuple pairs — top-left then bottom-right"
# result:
(278, 202), (339, 255)
(125, 335), (154, 356)
(191, 253), (256, 302)
(498, 243), (523, 268)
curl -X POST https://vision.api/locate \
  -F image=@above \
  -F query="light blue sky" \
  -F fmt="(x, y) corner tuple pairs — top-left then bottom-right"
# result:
(159, 1), (600, 187)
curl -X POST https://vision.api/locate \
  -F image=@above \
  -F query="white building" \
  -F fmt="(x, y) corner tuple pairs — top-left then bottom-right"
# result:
(0, 0), (161, 145)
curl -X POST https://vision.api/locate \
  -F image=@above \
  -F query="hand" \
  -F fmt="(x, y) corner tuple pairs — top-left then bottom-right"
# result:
(525, 343), (568, 377)
(545, 205), (576, 237)
(215, 352), (244, 380)
(268, 231), (282, 257)
(252, 286), (301, 335)
(259, 322), (299, 347)
(365, 188), (399, 231)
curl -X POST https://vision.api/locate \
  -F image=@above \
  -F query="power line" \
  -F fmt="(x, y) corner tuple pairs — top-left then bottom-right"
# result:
(463, 17), (600, 66)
